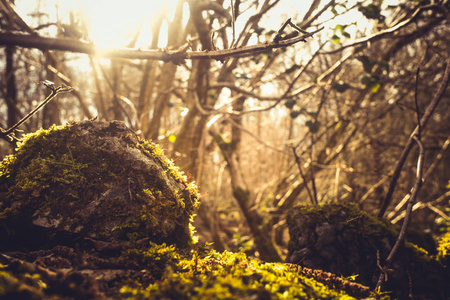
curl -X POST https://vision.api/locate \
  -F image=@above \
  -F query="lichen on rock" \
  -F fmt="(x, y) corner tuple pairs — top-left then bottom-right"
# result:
(0, 120), (199, 250)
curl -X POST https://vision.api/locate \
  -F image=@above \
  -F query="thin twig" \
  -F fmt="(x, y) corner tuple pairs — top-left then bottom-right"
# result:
(292, 147), (317, 205)
(0, 81), (73, 143)
(414, 65), (422, 140)
(230, 0), (236, 48)
(322, 4), (446, 55)
(309, 134), (318, 205)
(378, 57), (450, 218)
(376, 135), (424, 290)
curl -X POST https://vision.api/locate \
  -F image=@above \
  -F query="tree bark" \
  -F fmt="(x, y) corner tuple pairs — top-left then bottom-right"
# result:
(5, 46), (18, 130)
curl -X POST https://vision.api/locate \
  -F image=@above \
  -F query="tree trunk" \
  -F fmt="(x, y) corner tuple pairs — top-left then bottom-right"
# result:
(5, 46), (18, 130)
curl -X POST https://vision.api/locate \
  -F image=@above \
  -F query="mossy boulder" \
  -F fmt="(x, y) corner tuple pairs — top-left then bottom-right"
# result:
(286, 203), (449, 299)
(0, 120), (199, 250)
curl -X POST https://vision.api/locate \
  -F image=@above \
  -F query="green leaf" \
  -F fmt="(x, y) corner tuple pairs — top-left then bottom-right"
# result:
(361, 75), (380, 93)
(285, 64), (298, 74)
(168, 134), (176, 143)
(306, 120), (320, 133)
(356, 55), (373, 73)
(332, 34), (340, 43)
(290, 111), (301, 119)
(358, 3), (382, 20)
(284, 100), (296, 109)
(371, 83), (380, 93)
(253, 27), (265, 35)
(333, 82), (350, 93)
(307, 111), (317, 118)
(446, 180), (450, 189)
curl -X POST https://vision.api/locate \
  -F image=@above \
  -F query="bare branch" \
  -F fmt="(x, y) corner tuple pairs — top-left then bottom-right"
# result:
(0, 27), (323, 62)
(322, 4), (447, 55)
(378, 57), (450, 218)
(376, 135), (425, 290)
(0, 81), (73, 143)
(292, 147), (317, 205)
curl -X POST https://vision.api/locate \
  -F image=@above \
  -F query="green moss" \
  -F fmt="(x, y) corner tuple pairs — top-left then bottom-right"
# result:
(437, 232), (450, 266)
(119, 248), (365, 300)
(0, 266), (49, 299)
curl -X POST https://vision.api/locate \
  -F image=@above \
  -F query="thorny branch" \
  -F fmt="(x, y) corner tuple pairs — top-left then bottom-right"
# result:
(0, 81), (73, 143)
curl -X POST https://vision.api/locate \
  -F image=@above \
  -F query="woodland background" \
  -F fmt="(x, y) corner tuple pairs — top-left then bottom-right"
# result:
(1, 0), (449, 262)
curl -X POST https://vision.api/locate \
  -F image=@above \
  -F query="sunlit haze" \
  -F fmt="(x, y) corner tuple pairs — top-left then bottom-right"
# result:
(14, 0), (403, 49)
(15, 0), (184, 47)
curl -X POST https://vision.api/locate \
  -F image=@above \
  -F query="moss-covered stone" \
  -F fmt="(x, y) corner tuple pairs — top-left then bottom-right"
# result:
(286, 203), (449, 299)
(0, 120), (199, 250)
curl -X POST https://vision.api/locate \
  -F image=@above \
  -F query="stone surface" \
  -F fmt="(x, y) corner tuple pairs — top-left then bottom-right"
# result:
(0, 120), (199, 250)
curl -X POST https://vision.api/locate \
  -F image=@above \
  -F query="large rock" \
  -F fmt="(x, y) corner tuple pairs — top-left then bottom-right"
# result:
(0, 120), (199, 250)
(286, 203), (449, 299)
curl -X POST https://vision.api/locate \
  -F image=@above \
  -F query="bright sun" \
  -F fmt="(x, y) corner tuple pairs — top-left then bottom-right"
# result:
(15, 0), (184, 48)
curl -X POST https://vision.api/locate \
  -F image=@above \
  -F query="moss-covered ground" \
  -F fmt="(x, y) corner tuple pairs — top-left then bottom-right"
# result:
(0, 121), (374, 299)
(0, 241), (372, 299)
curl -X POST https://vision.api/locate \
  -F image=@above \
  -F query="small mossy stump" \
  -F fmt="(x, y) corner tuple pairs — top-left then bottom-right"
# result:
(0, 120), (199, 250)
(286, 203), (449, 299)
